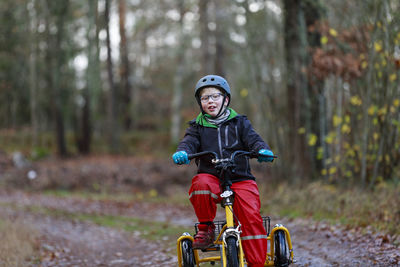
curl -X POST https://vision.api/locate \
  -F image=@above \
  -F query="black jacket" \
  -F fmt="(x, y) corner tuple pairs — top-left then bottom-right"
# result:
(176, 111), (270, 182)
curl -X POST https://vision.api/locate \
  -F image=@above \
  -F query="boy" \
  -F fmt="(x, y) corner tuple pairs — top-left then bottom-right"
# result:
(172, 74), (274, 267)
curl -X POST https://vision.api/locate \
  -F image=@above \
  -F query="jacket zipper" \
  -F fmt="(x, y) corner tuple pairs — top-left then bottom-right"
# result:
(217, 127), (223, 157)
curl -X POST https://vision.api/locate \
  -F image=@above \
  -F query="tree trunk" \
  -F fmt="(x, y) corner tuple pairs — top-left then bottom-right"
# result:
(283, 0), (310, 179)
(199, 0), (212, 74)
(213, 0), (226, 77)
(77, 0), (99, 154)
(28, 0), (39, 147)
(105, 0), (119, 153)
(44, 0), (69, 157)
(170, 0), (186, 145)
(119, 0), (133, 130)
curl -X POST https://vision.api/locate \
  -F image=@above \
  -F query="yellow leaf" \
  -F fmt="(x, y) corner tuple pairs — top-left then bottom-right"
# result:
(149, 189), (158, 198)
(344, 142), (350, 149)
(325, 132), (336, 144)
(373, 132), (379, 140)
(341, 124), (351, 134)
(308, 134), (318, 146)
(381, 59), (387, 67)
(378, 71), (383, 78)
(350, 95), (362, 106)
(377, 21), (382, 28)
(240, 88), (249, 98)
(316, 147), (323, 160)
(361, 61), (368, 69)
(374, 41), (383, 52)
(325, 135), (333, 144)
(385, 154), (390, 163)
(321, 36), (328, 45)
(329, 28), (338, 37)
(393, 99), (400, 107)
(329, 167), (337, 175)
(298, 127), (306, 134)
(345, 115), (351, 123)
(368, 105), (376, 116)
(333, 115), (342, 127)
(321, 169), (327, 176)
(346, 149), (355, 157)
(378, 106), (387, 116)
(359, 54), (365, 60)
(389, 73), (397, 82)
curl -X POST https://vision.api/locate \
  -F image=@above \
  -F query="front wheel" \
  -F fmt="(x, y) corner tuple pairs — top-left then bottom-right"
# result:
(226, 236), (239, 267)
(181, 239), (195, 267)
(274, 230), (289, 267)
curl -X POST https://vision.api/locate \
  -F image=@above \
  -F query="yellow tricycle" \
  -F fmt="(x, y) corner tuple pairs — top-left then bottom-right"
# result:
(177, 150), (294, 267)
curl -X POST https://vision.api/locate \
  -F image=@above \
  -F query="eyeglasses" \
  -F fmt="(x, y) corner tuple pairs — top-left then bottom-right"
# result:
(200, 93), (223, 103)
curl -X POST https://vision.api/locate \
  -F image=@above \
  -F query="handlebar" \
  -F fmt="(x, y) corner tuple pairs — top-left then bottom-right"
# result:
(187, 150), (277, 162)
(187, 151), (219, 161)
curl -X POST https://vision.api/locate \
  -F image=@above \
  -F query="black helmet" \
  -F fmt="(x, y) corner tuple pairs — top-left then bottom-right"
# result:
(194, 75), (231, 106)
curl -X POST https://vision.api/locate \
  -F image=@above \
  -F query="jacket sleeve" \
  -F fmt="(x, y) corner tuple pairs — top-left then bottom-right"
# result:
(241, 117), (271, 152)
(176, 123), (200, 154)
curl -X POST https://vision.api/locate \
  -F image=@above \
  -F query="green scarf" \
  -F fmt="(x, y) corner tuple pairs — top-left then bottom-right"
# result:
(195, 108), (238, 128)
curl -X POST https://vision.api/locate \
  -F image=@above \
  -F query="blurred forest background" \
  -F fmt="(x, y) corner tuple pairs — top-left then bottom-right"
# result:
(1, 1), (400, 264)
(1, 0), (400, 188)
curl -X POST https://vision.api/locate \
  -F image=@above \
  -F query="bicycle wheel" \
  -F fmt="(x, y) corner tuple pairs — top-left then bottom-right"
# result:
(181, 239), (195, 267)
(274, 230), (289, 267)
(226, 236), (239, 267)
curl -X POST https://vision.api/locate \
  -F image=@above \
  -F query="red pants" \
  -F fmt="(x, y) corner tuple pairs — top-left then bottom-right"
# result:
(189, 173), (267, 267)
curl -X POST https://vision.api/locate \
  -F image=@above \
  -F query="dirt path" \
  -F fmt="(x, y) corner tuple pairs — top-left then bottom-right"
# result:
(0, 190), (399, 267)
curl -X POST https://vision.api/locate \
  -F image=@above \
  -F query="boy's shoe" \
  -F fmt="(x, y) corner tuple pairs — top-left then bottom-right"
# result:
(193, 223), (215, 249)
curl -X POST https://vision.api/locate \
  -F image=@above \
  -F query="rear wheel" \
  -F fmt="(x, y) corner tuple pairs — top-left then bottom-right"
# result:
(181, 239), (195, 267)
(274, 230), (289, 267)
(226, 236), (239, 267)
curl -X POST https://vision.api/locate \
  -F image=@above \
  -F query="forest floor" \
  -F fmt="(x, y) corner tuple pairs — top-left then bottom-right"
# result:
(0, 155), (399, 266)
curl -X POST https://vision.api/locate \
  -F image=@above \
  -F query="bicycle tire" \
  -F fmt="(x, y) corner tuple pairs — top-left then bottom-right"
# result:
(274, 230), (289, 267)
(181, 239), (195, 267)
(226, 236), (239, 267)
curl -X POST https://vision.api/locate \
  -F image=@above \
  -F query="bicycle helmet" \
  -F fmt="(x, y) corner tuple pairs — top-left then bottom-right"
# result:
(194, 75), (231, 106)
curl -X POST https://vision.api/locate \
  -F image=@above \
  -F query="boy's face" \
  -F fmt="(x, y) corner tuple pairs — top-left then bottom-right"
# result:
(200, 87), (229, 117)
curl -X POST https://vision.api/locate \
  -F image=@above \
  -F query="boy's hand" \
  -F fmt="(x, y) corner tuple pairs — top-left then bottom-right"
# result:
(257, 149), (274, 162)
(172, 151), (190, 165)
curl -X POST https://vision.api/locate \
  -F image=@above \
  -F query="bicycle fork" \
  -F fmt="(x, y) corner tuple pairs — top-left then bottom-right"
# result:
(220, 189), (246, 267)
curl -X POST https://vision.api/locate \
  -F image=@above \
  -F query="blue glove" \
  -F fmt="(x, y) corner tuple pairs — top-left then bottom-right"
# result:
(172, 151), (190, 165)
(258, 149), (274, 162)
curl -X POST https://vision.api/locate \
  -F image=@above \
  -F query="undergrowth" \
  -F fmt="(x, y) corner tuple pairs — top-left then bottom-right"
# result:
(260, 180), (400, 237)
(0, 218), (38, 266)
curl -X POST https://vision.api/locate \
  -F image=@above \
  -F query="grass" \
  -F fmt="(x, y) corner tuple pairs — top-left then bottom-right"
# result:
(43, 188), (190, 206)
(19, 203), (192, 249)
(0, 218), (38, 266)
(260, 180), (400, 238)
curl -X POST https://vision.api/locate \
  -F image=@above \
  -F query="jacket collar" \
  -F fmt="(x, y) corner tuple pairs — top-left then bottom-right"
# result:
(195, 108), (238, 128)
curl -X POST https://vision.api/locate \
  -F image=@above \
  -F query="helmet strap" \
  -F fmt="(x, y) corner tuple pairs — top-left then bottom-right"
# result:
(213, 95), (228, 118)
